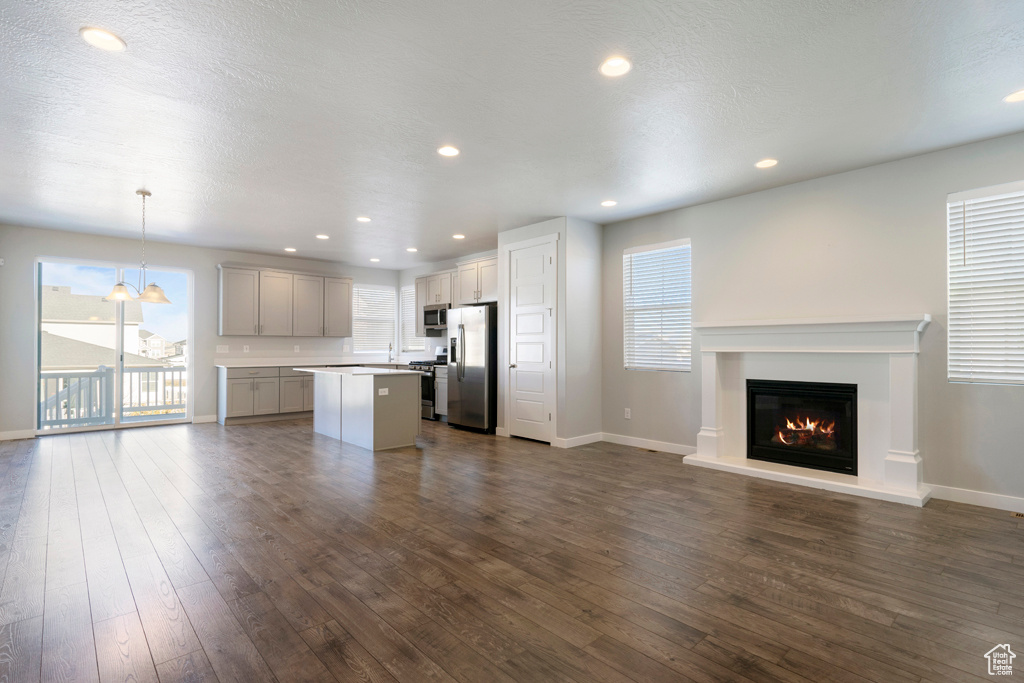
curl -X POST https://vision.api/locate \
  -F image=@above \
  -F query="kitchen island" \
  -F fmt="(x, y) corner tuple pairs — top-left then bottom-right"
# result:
(294, 367), (421, 450)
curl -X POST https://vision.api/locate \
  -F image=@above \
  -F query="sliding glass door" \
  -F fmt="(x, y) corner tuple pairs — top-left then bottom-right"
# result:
(37, 260), (191, 431)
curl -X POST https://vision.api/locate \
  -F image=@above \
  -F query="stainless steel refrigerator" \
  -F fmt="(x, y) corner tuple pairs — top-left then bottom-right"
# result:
(447, 303), (497, 432)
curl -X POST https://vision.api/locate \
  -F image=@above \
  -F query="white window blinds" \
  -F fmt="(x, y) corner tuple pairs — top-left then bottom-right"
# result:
(352, 285), (396, 354)
(623, 239), (692, 371)
(400, 285), (425, 353)
(948, 180), (1024, 385)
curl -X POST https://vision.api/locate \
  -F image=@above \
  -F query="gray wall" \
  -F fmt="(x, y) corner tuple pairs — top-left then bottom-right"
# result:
(601, 131), (1024, 497)
(0, 223), (398, 433)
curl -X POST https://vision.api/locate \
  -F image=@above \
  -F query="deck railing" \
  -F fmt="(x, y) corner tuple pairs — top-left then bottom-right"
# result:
(38, 366), (188, 429)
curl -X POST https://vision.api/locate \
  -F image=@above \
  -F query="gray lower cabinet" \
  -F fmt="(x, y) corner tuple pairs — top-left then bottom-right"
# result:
(253, 378), (280, 414)
(303, 376), (315, 411)
(435, 377), (448, 417)
(280, 376), (305, 413)
(225, 378), (255, 418)
(218, 366), (311, 423)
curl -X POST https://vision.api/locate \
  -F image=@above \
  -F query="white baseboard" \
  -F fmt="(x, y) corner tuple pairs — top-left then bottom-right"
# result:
(928, 484), (1024, 514)
(0, 430), (35, 442)
(551, 432), (604, 449)
(495, 427), (509, 437)
(599, 433), (697, 456)
(192, 415), (218, 424)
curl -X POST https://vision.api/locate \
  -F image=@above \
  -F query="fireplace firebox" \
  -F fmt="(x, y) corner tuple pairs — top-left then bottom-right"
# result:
(747, 379), (857, 475)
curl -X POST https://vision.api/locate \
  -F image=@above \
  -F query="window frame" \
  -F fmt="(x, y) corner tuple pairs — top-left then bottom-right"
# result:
(947, 180), (1024, 386)
(351, 284), (397, 355)
(622, 238), (693, 373)
(399, 284), (426, 353)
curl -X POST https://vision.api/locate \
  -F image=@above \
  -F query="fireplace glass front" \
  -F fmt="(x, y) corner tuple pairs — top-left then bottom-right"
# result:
(747, 379), (857, 475)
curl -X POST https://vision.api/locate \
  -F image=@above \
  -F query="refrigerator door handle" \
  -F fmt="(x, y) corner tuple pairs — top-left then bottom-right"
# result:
(458, 324), (466, 381)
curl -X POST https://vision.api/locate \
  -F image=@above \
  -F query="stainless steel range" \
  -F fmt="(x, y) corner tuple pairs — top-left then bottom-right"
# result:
(409, 349), (448, 420)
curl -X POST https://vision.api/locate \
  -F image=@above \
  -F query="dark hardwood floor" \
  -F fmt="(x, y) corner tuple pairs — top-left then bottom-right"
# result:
(0, 419), (1020, 682)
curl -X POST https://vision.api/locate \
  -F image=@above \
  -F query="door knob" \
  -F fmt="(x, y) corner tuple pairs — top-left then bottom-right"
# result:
(509, 363), (517, 368)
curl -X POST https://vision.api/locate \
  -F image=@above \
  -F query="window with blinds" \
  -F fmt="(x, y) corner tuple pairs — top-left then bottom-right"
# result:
(623, 239), (692, 372)
(947, 180), (1024, 385)
(400, 285), (425, 353)
(352, 285), (396, 354)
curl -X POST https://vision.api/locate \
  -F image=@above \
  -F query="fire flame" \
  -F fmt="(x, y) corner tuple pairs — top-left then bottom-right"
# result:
(776, 416), (835, 445)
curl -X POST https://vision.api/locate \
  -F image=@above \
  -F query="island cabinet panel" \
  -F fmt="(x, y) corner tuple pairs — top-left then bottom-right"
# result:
(259, 271), (293, 336)
(303, 376), (315, 411)
(219, 267), (260, 336)
(324, 277), (353, 337)
(293, 275), (325, 336)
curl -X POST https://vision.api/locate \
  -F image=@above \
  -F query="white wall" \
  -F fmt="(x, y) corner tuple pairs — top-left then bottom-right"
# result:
(602, 131), (1024, 498)
(0, 224), (398, 433)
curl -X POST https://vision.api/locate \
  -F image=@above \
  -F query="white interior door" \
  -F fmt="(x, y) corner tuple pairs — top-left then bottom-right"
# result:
(508, 241), (556, 442)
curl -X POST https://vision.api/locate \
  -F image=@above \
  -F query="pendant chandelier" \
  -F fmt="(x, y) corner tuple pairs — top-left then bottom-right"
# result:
(106, 189), (171, 304)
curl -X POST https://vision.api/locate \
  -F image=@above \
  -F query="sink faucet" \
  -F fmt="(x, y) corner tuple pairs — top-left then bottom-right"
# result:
(388, 342), (394, 363)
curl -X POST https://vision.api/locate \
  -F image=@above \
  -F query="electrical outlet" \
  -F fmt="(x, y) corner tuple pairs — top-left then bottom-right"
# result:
(624, 408), (631, 419)
(243, 345), (250, 353)
(294, 345), (300, 352)
(378, 387), (389, 396)
(343, 343), (351, 352)
(216, 345), (229, 354)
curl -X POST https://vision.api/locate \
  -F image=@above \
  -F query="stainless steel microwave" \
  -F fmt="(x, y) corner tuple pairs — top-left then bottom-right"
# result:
(424, 304), (448, 331)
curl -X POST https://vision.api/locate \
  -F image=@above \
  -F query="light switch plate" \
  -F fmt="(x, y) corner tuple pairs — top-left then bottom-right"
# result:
(378, 387), (389, 396)
(243, 345), (250, 353)
(216, 345), (229, 354)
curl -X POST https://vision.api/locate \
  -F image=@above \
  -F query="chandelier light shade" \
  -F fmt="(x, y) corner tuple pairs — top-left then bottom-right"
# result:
(137, 283), (171, 303)
(105, 189), (172, 304)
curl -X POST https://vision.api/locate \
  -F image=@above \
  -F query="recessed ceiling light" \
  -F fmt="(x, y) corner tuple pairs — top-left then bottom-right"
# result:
(601, 200), (617, 207)
(356, 216), (371, 222)
(1004, 89), (1024, 103)
(755, 158), (778, 169)
(315, 234), (330, 240)
(406, 247), (418, 252)
(284, 247), (296, 252)
(437, 146), (460, 157)
(600, 56), (631, 77)
(452, 234), (465, 239)
(370, 258), (380, 262)
(79, 27), (126, 52)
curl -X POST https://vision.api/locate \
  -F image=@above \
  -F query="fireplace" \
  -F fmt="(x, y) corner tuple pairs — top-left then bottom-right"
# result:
(747, 379), (857, 475)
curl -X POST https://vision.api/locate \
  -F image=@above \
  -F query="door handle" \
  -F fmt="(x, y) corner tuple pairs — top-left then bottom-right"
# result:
(509, 363), (517, 368)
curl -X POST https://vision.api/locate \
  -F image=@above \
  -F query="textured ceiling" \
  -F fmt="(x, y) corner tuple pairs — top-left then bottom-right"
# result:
(1, 0), (1023, 267)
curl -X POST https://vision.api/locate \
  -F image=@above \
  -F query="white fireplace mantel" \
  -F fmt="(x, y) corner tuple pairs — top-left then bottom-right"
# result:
(685, 314), (932, 506)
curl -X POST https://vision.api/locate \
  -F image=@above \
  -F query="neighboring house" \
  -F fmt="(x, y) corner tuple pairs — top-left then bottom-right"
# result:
(41, 285), (143, 355)
(139, 329), (171, 358)
(39, 332), (164, 371)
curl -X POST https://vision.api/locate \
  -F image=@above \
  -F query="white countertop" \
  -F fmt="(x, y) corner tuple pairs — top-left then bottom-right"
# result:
(293, 366), (422, 376)
(214, 359), (412, 369)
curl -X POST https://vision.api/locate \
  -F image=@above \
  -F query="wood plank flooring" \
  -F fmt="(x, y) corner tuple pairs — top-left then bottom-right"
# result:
(0, 419), (1020, 682)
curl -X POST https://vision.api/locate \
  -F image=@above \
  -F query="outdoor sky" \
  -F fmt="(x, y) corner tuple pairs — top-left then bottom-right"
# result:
(41, 262), (189, 342)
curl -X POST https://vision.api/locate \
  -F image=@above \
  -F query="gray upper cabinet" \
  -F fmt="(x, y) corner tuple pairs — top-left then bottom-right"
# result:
(415, 277), (428, 337)
(259, 270), (294, 335)
(293, 274), (325, 336)
(478, 258), (497, 302)
(425, 272), (452, 306)
(456, 257), (498, 304)
(324, 277), (353, 337)
(219, 265), (352, 337)
(219, 267), (259, 336)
